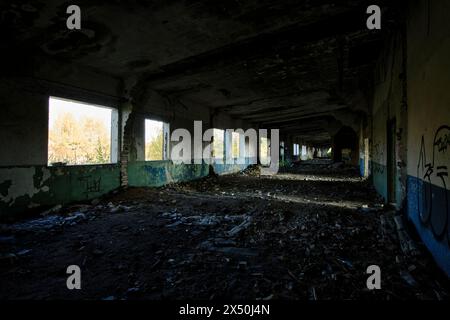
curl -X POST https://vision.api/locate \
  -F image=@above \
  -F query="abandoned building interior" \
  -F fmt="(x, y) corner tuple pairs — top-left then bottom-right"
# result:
(0, 0), (449, 300)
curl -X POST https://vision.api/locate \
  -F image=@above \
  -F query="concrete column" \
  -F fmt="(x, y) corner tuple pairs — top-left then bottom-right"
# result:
(257, 128), (266, 165)
(239, 131), (246, 164)
(163, 122), (170, 160)
(111, 108), (119, 163)
(307, 147), (312, 159)
(285, 135), (293, 163)
(224, 129), (232, 165)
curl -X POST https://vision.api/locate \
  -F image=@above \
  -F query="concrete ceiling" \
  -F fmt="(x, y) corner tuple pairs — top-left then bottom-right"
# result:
(1, 0), (398, 146)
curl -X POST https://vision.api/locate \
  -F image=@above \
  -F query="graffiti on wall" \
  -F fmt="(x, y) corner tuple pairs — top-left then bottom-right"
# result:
(372, 142), (385, 174)
(78, 175), (102, 198)
(416, 125), (450, 245)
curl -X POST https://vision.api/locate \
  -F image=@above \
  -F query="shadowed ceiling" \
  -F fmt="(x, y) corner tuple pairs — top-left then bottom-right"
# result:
(1, 0), (398, 146)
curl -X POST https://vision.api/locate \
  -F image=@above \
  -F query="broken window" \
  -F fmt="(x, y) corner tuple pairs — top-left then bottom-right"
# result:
(145, 119), (169, 161)
(213, 129), (224, 161)
(48, 96), (117, 166)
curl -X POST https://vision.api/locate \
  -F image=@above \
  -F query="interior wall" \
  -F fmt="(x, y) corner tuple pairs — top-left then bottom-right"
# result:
(370, 0), (450, 276)
(124, 88), (251, 188)
(0, 58), (123, 218)
(405, 0), (450, 276)
(371, 29), (406, 205)
(0, 55), (253, 218)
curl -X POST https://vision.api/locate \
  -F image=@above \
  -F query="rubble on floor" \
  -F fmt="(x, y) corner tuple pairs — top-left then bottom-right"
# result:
(240, 164), (261, 176)
(0, 165), (448, 300)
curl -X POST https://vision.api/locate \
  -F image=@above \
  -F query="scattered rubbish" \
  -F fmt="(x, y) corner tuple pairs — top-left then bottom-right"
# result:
(337, 258), (353, 269)
(0, 164), (448, 300)
(308, 287), (317, 300)
(400, 270), (418, 287)
(64, 212), (86, 224)
(238, 261), (247, 270)
(240, 165), (261, 176)
(12, 215), (65, 232)
(166, 221), (183, 228)
(227, 216), (253, 237)
(16, 249), (32, 256)
(92, 249), (104, 256)
(393, 215), (404, 231)
(40, 204), (62, 216)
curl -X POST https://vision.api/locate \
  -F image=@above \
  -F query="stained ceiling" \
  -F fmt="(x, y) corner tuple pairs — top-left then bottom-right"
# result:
(1, 0), (398, 145)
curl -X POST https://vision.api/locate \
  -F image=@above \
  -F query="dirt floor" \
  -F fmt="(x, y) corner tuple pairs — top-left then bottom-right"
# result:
(1, 162), (449, 300)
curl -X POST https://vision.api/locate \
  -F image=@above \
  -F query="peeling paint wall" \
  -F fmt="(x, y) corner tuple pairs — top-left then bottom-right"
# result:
(0, 165), (120, 217)
(0, 166), (51, 208)
(127, 160), (251, 188)
(0, 57), (123, 218)
(128, 161), (208, 187)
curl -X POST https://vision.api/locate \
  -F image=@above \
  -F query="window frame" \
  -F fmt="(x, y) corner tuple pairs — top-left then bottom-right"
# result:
(47, 96), (119, 167)
(144, 118), (170, 162)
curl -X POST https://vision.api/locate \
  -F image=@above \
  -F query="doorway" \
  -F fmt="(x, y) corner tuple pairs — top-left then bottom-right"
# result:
(386, 119), (396, 204)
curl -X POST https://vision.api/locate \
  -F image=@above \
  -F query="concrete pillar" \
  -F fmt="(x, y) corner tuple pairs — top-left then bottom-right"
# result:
(224, 129), (232, 165)
(163, 122), (170, 160)
(308, 147), (313, 159)
(111, 108), (119, 163)
(239, 131), (246, 164)
(285, 135), (293, 162)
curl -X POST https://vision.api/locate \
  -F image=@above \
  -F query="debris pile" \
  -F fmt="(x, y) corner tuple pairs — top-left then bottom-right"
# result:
(0, 164), (448, 300)
(240, 164), (261, 176)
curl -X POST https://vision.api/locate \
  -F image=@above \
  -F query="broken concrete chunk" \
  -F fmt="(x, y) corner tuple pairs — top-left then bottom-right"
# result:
(393, 215), (405, 231)
(227, 216), (252, 237)
(64, 212), (86, 224)
(400, 270), (418, 287)
(40, 204), (62, 216)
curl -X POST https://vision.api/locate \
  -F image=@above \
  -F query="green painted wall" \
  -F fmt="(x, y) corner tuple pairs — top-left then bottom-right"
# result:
(0, 164), (120, 217)
(0, 160), (250, 217)
(127, 160), (250, 187)
(127, 161), (210, 187)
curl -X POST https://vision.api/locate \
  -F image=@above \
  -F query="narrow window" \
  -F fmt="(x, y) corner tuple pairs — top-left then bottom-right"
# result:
(145, 119), (169, 161)
(213, 129), (224, 161)
(48, 97), (117, 166)
(260, 137), (269, 165)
